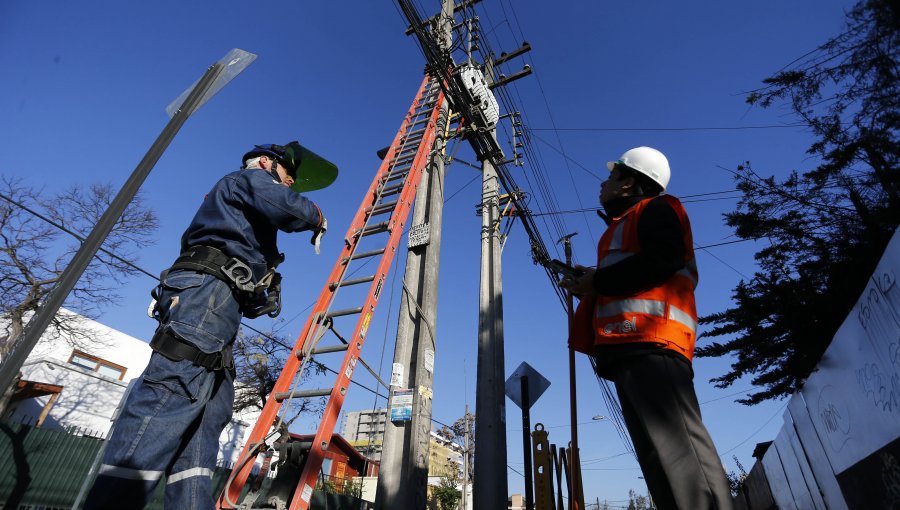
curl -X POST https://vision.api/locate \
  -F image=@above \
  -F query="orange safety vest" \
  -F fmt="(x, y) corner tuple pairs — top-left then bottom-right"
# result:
(569, 195), (699, 361)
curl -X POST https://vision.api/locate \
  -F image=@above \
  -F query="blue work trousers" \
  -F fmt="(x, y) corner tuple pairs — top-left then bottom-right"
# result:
(84, 270), (241, 510)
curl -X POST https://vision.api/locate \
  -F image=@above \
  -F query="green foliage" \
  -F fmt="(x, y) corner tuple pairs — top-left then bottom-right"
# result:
(430, 472), (462, 510)
(315, 476), (362, 498)
(697, 0), (899, 404)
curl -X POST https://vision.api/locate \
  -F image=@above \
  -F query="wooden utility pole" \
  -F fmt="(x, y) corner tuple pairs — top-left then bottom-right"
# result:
(375, 1), (453, 508)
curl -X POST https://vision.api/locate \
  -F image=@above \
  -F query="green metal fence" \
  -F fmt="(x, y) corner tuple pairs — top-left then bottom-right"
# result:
(0, 421), (364, 510)
(0, 421), (102, 509)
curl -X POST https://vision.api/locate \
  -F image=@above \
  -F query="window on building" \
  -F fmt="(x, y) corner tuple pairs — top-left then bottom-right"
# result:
(68, 350), (127, 380)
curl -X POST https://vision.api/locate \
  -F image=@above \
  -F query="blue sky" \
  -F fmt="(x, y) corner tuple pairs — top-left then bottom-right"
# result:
(1, 0), (856, 505)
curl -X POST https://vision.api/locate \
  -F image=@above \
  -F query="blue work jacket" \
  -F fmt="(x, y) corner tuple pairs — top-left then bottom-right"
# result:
(180, 168), (324, 281)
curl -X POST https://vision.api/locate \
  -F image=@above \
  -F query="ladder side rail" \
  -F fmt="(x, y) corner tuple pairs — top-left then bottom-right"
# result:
(288, 87), (446, 510)
(219, 76), (435, 508)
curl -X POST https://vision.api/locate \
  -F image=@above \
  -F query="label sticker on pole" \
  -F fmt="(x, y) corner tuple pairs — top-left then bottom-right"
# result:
(391, 363), (405, 387)
(424, 349), (434, 373)
(390, 388), (414, 422)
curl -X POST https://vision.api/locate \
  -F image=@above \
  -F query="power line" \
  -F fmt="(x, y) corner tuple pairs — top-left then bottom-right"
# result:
(530, 124), (807, 132)
(0, 191), (157, 280)
(719, 403), (788, 457)
(1, 191), (471, 428)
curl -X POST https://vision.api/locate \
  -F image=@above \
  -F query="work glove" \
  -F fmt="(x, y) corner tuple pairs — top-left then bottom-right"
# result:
(311, 217), (327, 255)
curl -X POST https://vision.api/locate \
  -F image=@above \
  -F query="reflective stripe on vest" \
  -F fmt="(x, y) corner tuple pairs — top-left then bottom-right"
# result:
(597, 299), (697, 334)
(592, 195), (698, 360)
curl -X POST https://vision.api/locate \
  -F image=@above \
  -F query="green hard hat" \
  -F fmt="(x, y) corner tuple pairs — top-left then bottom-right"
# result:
(243, 141), (338, 193)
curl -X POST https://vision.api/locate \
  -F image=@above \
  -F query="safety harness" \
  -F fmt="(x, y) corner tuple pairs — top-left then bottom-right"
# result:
(150, 329), (235, 372)
(149, 245), (284, 371)
(168, 245), (284, 319)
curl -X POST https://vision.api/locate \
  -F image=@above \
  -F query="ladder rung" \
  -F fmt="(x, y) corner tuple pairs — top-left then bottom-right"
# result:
(402, 135), (424, 147)
(309, 344), (351, 356)
(274, 389), (332, 402)
(395, 145), (419, 157)
(361, 221), (390, 237)
(384, 171), (409, 184)
(368, 199), (399, 215)
(379, 183), (405, 197)
(386, 163), (412, 176)
(406, 127), (426, 138)
(342, 248), (385, 265)
(325, 307), (364, 318)
(330, 275), (375, 290)
(392, 153), (416, 165)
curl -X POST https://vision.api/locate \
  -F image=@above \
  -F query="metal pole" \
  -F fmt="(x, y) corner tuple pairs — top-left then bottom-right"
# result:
(561, 236), (584, 510)
(474, 155), (507, 510)
(375, 3), (453, 508)
(0, 62), (224, 402)
(521, 377), (534, 510)
(462, 404), (470, 510)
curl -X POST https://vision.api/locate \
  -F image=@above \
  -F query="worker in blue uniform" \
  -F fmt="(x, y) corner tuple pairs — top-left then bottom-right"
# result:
(84, 141), (337, 510)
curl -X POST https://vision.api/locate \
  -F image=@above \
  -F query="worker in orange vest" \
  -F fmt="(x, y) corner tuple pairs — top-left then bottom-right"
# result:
(561, 147), (733, 510)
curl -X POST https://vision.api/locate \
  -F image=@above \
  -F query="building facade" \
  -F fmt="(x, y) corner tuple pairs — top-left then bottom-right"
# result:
(2, 309), (257, 465)
(342, 408), (464, 478)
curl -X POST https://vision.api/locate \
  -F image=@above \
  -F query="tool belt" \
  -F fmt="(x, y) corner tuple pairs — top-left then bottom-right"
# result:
(165, 245), (283, 319)
(150, 328), (234, 372)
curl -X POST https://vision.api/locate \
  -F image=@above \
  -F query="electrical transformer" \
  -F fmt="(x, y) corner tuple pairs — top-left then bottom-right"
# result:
(458, 64), (500, 127)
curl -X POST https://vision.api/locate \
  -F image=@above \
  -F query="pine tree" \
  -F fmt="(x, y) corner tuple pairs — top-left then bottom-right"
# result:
(697, 0), (899, 404)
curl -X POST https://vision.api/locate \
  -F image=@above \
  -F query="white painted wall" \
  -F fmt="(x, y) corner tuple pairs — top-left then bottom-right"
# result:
(3, 308), (260, 465)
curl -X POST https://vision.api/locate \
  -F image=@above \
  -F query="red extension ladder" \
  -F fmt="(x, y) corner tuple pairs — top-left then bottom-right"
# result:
(217, 75), (446, 510)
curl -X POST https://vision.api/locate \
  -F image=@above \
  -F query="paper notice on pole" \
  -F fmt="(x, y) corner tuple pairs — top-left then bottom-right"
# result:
(390, 388), (414, 422)
(391, 363), (404, 387)
(423, 349), (434, 373)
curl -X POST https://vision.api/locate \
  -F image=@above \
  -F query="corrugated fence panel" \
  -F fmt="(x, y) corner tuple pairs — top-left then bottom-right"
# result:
(0, 421), (101, 509)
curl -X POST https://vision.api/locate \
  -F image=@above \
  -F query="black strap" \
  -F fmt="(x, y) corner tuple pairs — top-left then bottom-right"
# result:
(163, 245), (283, 318)
(150, 329), (234, 371)
(170, 245), (257, 292)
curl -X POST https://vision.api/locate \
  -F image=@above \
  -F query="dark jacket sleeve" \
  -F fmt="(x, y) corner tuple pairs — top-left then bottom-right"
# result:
(244, 170), (324, 233)
(593, 198), (685, 296)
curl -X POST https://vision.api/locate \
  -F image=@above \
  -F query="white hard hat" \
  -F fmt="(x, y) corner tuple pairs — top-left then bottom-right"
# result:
(606, 146), (671, 191)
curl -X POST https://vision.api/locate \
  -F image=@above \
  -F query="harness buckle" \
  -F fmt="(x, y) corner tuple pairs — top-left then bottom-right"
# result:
(221, 257), (255, 293)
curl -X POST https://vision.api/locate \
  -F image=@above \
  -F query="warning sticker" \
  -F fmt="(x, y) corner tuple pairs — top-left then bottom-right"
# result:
(301, 484), (313, 502)
(345, 356), (357, 379)
(360, 312), (372, 339)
